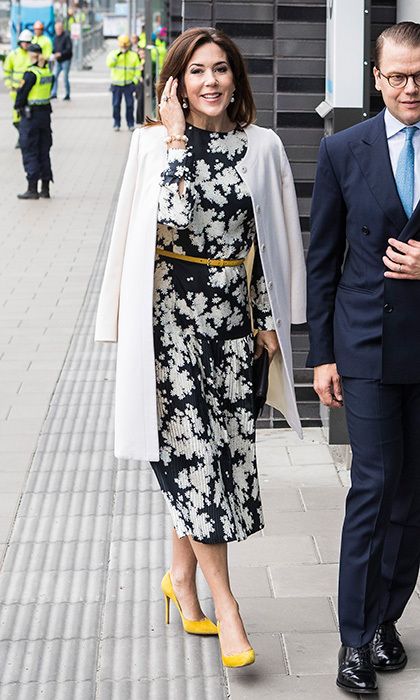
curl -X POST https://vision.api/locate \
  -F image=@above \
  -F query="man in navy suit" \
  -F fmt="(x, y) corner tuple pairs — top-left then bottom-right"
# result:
(307, 22), (420, 695)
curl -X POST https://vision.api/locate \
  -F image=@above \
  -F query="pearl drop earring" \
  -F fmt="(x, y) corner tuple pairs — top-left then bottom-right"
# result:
(230, 93), (235, 103)
(182, 97), (188, 109)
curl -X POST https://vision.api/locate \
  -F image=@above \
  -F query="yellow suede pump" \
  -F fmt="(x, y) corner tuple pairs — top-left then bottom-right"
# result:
(161, 571), (218, 635)
(217, 621), (256, 668)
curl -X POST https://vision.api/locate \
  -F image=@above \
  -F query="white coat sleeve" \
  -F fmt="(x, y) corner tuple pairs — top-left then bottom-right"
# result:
(279, 139), (307, 325)
(94, 128), (141, 342)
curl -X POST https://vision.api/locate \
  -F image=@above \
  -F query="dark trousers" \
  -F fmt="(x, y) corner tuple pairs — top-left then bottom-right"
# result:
(339, 378), (420, 647)
(111, 84), (134, 128)
(19, 111), (53, 182)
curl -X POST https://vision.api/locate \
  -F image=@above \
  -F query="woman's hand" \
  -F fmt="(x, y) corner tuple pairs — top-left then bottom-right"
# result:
(254, 330), (279, 363)
(159, 76), (186, 137)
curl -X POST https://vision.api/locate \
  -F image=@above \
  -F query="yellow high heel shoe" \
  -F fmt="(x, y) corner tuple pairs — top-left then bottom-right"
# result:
(217, 621), (256, 668)
(161, 571), (218, 635)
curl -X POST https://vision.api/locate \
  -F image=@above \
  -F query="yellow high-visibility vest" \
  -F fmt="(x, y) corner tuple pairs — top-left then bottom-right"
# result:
(27, 64), (53, 105)
(3, 47), (31, 91)
(106, 49), (141, 86)
(31, 34), (53, 60)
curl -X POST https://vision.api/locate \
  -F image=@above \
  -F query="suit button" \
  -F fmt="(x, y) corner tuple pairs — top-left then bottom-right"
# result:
(361, 226), (370, 235)
(241, 166), (247, 173)
(276, 318), (281, 326)
(256, 204), (261, 213)
(268, 281), (273, 289)
(384, 303), (393, 313)
(261, 243), (266, 252)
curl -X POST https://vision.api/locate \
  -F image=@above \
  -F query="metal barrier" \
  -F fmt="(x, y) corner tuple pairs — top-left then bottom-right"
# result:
(73, 23), (104, 70)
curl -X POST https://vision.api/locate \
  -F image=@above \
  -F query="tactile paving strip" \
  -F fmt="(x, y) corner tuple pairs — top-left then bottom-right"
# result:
(0, 185), (227, 699)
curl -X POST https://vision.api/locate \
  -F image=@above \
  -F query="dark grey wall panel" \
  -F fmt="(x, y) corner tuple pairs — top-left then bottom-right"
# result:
(184, 3), (212, 20)
(215, 3), (273, 20)
(233, 38), (273, 54)
(277, 22), (325, 39)
(255, 93), (275, 110)
(249, 75), (274, 92)
(291, 161), (317, 180)
(277, 39), (325, 57)
(276, 127), (324, 146)
(277, 93), (323, 110)
(277, 57), (325, 76)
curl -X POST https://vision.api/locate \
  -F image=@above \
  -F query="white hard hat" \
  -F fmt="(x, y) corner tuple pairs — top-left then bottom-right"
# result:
(18, 29), (33, 42)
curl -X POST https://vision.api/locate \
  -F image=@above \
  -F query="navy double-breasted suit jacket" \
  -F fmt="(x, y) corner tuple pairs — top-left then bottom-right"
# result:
(307, 109), (420, 383)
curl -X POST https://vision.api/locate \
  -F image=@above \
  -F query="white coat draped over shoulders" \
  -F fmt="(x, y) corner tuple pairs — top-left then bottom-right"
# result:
(95, 123), (307, 460)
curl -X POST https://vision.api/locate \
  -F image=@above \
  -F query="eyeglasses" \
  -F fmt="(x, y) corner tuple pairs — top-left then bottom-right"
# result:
(378, 70), (420, 88)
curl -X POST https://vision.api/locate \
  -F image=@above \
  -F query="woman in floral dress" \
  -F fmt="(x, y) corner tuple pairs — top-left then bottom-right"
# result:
(95, 26), (306, 668)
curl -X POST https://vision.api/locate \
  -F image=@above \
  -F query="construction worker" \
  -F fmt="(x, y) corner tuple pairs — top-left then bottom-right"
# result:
(32, 20), (53, 60)
(74, 3), (87, 27)
(15, 44), (54, 200)
(64, 8), (75, 32)
(3, 29), (33, 147)
(155, 26), (168, 72)
(106, 35), (141, 132)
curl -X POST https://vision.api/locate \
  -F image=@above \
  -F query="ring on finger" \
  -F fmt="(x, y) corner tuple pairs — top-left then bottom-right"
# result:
(163, 95), (170, 102)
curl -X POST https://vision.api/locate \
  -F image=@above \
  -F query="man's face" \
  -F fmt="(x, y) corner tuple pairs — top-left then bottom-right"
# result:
(55, 22), (63, 35)
(20, 41), (30, 51)
(374, 39), (420, 125)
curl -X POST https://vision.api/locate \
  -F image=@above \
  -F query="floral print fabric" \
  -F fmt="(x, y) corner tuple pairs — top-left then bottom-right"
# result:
(150, 124), (274, 543)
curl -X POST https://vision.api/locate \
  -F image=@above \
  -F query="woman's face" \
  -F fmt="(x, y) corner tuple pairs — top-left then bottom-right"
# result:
(182, 42), (235, 123)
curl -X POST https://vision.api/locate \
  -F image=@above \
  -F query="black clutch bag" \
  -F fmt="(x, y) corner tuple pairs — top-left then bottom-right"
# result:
(253, 347), (269, 420)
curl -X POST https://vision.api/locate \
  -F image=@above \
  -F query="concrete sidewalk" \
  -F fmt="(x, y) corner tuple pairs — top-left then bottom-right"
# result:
(1, 48), (420, 700)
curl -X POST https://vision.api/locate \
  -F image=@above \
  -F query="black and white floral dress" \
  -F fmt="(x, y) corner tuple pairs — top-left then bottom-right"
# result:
(151, 123), (274, 544)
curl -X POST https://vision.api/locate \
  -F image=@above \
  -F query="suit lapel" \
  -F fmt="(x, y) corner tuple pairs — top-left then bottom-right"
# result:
(349, 110), (407, 232)
(398, 198), (420, 242)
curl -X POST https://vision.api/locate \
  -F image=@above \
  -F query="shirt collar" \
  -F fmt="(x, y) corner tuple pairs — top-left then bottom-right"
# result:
(384, 108), (420, 139)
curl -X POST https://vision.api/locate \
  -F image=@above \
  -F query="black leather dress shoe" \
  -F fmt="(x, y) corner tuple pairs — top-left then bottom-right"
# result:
(336, 644), (378, 694)
(371, 621), (407, 672)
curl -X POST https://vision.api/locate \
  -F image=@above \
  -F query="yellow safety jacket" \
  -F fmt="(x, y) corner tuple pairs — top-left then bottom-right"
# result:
(107, 49), (141, 86)
(3, 47), (32, 122)
(151, 39), (167, 72)
(64, 15), (75, 31)
(31, 34), (53, 60)
(155, 38), (167, 70)
(27, 65), (53, 105)
(3, 47), (31, 91)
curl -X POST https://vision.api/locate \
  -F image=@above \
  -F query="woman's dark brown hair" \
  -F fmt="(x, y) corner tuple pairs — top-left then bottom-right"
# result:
(145, 26), (256, 127)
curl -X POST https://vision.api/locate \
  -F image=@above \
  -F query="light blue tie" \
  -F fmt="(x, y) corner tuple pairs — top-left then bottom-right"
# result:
(395, 126), (417, 217)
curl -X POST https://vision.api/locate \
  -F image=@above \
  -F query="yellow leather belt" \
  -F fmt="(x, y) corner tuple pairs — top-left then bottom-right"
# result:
(156, 247), (245, 267)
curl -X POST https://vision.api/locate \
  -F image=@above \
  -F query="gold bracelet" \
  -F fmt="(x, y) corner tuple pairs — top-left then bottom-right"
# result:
(164, 134), (189, 145)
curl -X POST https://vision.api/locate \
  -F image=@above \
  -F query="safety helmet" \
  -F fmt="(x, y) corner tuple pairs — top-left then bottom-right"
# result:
(118, 34), (131, 48)
(33, 20), (44, 30)
(28, 43), (42, 54)
(18, 29), (33, 42)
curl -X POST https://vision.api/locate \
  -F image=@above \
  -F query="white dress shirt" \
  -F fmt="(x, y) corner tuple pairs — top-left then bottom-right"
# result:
(384, 108), (420, 211)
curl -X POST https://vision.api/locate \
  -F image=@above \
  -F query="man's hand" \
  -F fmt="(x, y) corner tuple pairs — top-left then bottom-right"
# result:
(313, 363), (343, 408)
(383, 238), (420, 280)
(254, 330), (279, 364)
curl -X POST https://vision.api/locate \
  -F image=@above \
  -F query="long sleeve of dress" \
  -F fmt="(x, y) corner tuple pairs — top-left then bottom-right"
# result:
(157, 147), (196, 228)
(250, 242), (275, 331)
